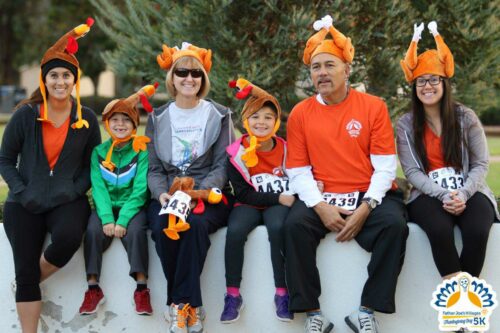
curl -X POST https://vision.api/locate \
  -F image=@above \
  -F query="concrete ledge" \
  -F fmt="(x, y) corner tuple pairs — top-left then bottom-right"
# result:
(0, 223), (498, 333)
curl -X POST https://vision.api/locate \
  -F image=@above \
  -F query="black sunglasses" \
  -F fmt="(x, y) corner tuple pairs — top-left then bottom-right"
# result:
(174, 68), (204, 78)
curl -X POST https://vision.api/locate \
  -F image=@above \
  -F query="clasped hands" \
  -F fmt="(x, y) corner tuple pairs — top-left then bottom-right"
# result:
(442, 190), (466, 216)
(313, 200), (371, 243)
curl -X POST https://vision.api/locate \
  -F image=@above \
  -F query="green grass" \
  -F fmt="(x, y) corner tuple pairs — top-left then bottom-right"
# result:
(487, 136), (500, 156)
(486, 163), (500, 196)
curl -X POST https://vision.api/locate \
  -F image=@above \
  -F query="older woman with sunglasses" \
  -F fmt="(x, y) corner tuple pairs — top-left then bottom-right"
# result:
(147, 42), (235, 333)
(397, 22), (498, 282)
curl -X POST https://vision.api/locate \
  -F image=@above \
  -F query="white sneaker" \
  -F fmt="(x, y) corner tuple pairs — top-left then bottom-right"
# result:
(345, 310), (379, 333)
(305, 313), (334, 333)
(187, 306), (205, 333)
(168, 303), (190, 333)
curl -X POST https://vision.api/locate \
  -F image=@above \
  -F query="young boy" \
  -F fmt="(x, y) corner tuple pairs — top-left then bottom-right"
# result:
(79, 84), (157, 315)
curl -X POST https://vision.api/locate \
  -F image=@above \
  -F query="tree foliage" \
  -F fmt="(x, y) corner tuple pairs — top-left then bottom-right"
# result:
(90, 0), (499, 124)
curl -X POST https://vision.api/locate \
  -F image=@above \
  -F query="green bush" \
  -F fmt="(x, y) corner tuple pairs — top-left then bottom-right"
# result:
(480, 107), (500, 125)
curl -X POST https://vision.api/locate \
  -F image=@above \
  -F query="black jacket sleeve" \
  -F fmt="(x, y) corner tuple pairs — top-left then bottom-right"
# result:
(0, 108), (27, 195)
(228, 158), (280, 207)
(73, 108), (102, 196)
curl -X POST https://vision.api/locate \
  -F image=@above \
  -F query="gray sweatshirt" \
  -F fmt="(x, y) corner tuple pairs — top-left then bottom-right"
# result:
(396, 103), (499, 220)
(146, 99), (235, 201)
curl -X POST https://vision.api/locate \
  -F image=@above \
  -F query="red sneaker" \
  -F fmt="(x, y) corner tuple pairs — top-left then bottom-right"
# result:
(79, 287), (105, 315)
(133, 288), (153, 315)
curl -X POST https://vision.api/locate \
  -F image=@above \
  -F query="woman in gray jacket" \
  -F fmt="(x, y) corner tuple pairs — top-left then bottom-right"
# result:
(397, 22), (498, 280)
(147, 42), (235, 333)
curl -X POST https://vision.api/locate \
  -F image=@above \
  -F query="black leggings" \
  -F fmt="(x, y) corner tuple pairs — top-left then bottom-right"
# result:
(3, 197), (90, 302)
(408, 192), (494, 277)
(225, 204), (289, 288)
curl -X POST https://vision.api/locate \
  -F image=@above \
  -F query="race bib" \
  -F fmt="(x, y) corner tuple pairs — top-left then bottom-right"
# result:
(428, 167), (464, 191)
(250, 173), (292, 195)
(322, 191), (359, 211)
(159, 191), (192, 221)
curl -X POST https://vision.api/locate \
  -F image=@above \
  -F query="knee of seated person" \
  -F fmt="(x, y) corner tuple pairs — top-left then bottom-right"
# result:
(185, 216), (209, 233)
(283, 216), (304, 236)
(382, 213), (408, 235)
(266, 222), (284, 239)
(16, 283), (42, 302)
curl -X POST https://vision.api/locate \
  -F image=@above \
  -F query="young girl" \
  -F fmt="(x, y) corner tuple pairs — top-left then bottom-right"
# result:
(397, 21), (499, 281)
(221, 78), (295, 323)
(0, 18), (100, 333)
(78, 85), (157, 316)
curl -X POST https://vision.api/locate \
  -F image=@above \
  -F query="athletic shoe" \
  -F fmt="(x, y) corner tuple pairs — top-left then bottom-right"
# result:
(345, 310), (379, 333)
(187, 306), (205, 333)
(274, 294), (294, 321)
(169, 303), (190, 333)
(220, 294), (244, 323)
(79, 287), (105, 315)
(133, 288), (153, 315)
(305, 313), (334, 333)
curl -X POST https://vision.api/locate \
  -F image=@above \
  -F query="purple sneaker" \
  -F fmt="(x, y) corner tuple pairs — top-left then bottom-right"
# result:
(274, 294), (294, 321)
(220, 294), (244, 323)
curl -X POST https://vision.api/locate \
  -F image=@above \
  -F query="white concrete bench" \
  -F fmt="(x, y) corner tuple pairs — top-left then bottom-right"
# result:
(0, 223), (498, 333)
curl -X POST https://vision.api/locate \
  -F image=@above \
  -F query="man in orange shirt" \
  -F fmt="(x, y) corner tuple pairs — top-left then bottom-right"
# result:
(284, 15), (408, 333)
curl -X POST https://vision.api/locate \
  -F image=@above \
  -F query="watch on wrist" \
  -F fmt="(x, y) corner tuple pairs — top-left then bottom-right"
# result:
(361, 197), (378, 210)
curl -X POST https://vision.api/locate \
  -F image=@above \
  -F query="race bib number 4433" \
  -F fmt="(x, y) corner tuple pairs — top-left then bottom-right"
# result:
(250, 173), (292, 194)
(322, 191), (359, 211)
(428, 167), (464, 190)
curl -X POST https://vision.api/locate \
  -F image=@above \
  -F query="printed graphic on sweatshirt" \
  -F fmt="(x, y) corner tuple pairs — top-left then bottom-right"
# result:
(346, 119), (362, 138)
(431, 272), (497, 332)
(99, 155), (138, 186)
(171, 135), (200, 171)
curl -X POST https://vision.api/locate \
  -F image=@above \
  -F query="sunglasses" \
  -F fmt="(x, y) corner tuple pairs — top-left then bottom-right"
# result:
(174, 68), (204, 78)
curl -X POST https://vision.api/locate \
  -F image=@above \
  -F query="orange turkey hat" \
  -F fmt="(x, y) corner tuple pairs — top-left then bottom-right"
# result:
(157, 42), (212, 73)
(400, 21), (454, 82)
(100, 83), (158, 172)
(228, 78), (281, 168)
(303, 14), (355, 65)
(39, 17), (94, 129)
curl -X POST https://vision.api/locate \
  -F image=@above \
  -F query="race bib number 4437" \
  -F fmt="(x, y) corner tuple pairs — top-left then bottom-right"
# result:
(428, 167), (464, 191)
(322, 191), (359, 211)
(251, 173), (292, 194)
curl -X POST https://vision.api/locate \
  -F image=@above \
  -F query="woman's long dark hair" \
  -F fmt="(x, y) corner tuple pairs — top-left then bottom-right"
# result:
(14, 88), (44, 111)
(411, 78), (462, 172)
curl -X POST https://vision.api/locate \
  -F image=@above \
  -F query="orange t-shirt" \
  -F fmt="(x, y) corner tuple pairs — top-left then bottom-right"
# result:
(424, 123), (445, 171)
(42, 112), (70, 170)
(243, 137), (286, 177)
(286, 90), (396, 193)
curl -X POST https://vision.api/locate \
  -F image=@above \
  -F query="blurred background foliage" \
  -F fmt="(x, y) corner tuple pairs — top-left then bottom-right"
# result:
(1, 0), (498, 128)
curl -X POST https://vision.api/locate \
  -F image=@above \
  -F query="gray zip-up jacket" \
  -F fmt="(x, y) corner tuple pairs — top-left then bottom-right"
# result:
(396, 104), (499, 220)
(146, 99), (235, 201)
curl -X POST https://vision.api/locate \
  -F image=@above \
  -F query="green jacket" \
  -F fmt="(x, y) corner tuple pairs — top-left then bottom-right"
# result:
(91, 139), (149, 227)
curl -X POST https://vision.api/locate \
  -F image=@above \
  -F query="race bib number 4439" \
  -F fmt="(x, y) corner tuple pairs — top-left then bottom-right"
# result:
(251, 173), (292, 194)
(428, 167), (464, 190)
(322, 191), (359, 211)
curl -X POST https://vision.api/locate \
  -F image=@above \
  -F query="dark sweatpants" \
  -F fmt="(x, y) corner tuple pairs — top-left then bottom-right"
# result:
(148, 198), (231, 307)
(84, 209), (149, 280)
(408, 192), (494, 277)
(284, 191), (408, 314)
(225, 204), (289, 288)
(3, 197), (90, 302)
